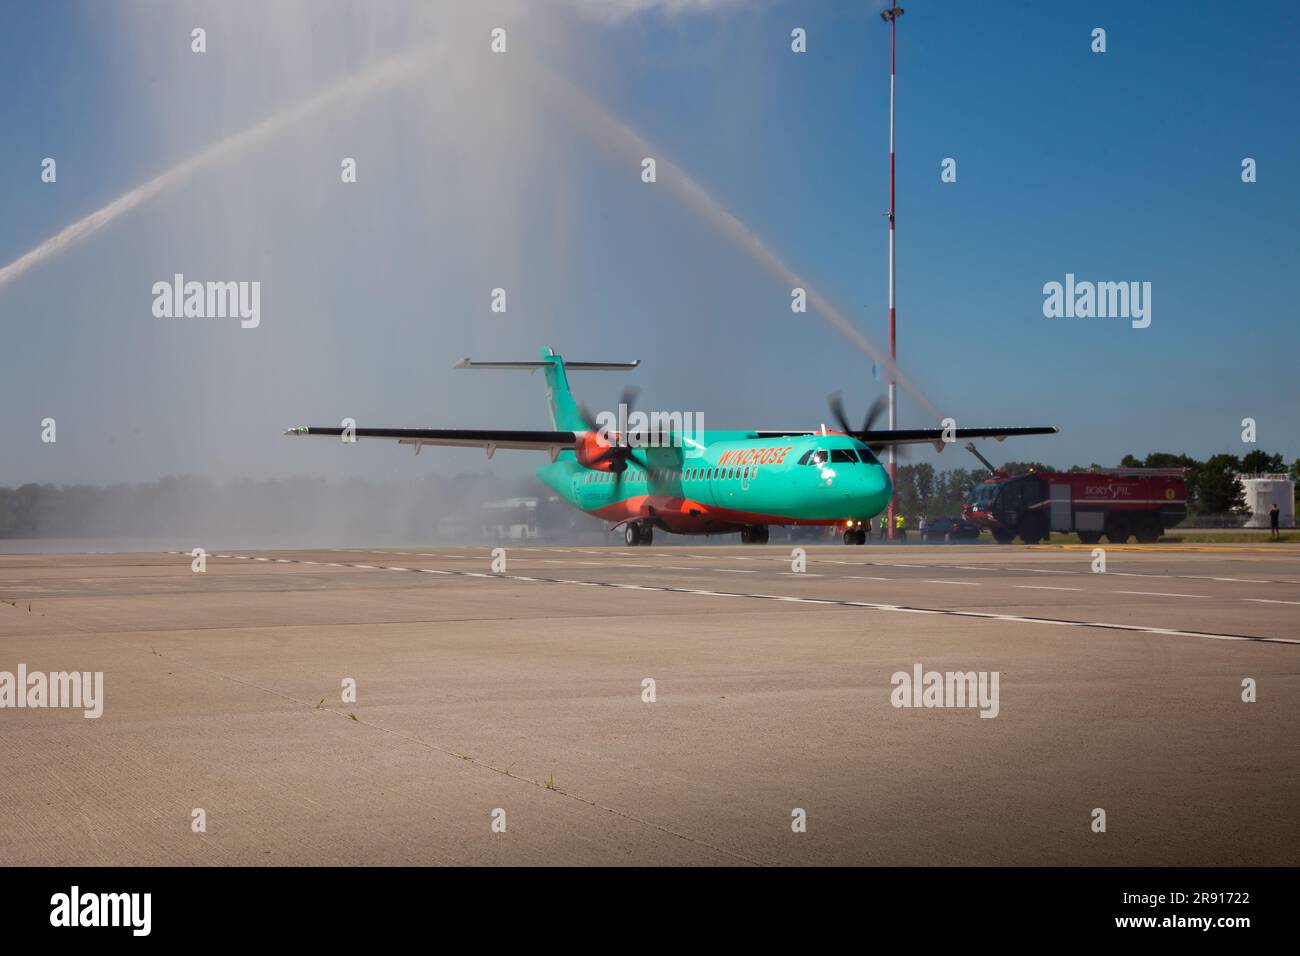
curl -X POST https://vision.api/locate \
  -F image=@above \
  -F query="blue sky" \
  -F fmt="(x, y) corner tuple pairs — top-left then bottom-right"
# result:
(1, 0), (1297, 487)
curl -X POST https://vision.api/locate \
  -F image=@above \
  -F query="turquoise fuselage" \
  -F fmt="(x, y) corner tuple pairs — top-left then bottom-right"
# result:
(536, 430), (892, 531)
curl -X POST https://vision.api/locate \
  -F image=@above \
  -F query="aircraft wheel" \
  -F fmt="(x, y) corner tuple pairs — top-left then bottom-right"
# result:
(641, 525), (653, 546)
(625, 523), (641, 546)
(843, 530), (856, 545)
(756, 525), (769, 544)
(740, 527), (753, 544)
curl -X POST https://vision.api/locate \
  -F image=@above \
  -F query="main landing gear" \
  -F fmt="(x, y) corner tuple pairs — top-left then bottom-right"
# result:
(739, 526), (770, 544)
(624, 521), (654, 546)
(843, 528), (868, 545)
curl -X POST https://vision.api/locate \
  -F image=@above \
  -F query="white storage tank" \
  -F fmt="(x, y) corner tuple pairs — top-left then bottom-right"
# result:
(1238, 474), (1295, 528)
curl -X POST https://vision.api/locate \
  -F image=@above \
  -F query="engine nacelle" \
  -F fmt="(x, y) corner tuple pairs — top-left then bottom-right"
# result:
(575, 431), (627, 472)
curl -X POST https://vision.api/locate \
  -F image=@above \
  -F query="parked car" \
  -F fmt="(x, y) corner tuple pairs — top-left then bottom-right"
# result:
(922, 516), (981, 543)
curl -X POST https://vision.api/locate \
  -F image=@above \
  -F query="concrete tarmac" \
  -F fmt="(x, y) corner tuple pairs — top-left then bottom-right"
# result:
(1, 542), (1297, 866)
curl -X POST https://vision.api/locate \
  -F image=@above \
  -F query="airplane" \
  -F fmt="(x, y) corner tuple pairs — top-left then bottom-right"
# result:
(284, 347), (1058, 546)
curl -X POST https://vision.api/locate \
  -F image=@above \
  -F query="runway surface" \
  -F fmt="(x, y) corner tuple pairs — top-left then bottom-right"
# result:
(2, 542), (1297, 866)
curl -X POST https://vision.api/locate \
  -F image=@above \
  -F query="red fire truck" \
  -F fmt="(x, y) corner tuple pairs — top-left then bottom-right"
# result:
(962, 468), (1187, 544)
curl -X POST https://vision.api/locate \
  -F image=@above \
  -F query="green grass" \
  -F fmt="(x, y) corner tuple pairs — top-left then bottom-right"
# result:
(1042, 531), (1299, 545)
(902, 530), (1299, 545)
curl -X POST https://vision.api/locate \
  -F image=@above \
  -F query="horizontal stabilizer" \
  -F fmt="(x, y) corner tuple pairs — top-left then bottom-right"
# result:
(453, 359), (639, 371)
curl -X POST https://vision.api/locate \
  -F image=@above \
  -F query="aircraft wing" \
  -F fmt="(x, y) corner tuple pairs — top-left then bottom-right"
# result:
(755, 426), (1059, 447)
(284, 426), (579, 458)
(860, 426), (1059, 446)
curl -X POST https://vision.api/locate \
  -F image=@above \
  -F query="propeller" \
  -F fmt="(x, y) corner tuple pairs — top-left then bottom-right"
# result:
(828, 393), (886, 440)
(580, 386), (654, 494)
(826, 392), (910, 459)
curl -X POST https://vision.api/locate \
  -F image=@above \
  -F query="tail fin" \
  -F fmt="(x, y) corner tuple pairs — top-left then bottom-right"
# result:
(540, 348), (586, 430)
(452, 347), (639, 431)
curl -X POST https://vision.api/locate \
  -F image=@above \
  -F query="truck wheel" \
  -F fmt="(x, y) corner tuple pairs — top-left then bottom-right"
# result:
(1134, 517), (1161, 543)
(1105, 518), (1129, 544)
(1019, 519), (1043, 545)
(992, 529), (1015, 544)
(1077, 531), (1101, 545)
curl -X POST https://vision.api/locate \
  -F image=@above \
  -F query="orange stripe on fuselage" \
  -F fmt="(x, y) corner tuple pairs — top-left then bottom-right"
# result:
(590, 494), (836, 534)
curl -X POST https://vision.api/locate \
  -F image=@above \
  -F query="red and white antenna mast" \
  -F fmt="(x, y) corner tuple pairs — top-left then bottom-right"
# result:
(881, 4), (903, 539)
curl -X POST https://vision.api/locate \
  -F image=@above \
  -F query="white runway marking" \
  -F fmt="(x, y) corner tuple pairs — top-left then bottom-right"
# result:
(205, 553), (1300, 647)
(1016, 585), (1082, 592)
(923, 580), (981, 587)
(1243, 598), (1300, 606)
(1115, 591), (1208, 599)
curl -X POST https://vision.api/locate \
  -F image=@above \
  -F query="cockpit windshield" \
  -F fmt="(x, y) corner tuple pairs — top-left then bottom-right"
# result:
(967, 483), (999, 508)
(799, 448), (863, 465)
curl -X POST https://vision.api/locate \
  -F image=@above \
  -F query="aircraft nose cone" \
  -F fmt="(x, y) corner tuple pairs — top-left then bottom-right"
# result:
(860, 465), (892, 512)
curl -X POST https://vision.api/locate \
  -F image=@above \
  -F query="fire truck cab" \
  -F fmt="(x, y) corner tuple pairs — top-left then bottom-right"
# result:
(963, 468), (1186, 545)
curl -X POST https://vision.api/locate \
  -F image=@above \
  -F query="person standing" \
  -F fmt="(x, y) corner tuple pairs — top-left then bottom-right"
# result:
(1269, 502), (1280, 540)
